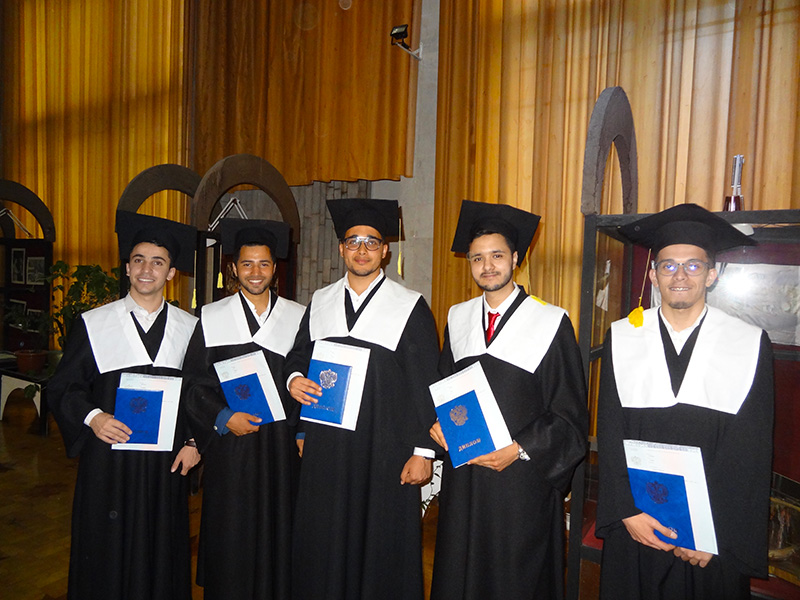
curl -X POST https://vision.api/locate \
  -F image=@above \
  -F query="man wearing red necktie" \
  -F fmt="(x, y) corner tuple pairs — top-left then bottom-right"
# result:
(429, 200), (588, 600)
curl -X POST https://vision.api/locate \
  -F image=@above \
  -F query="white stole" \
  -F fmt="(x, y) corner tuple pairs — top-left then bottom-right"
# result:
(611, 306), (762, 415)
(447, 295), (566, 374)
(84, 299), (197, 374)
(201, 293), (305, 357)
(309, 276), (420, 351)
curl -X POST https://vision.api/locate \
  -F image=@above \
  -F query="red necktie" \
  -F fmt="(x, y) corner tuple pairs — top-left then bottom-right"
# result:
(486, 311), (500, 343)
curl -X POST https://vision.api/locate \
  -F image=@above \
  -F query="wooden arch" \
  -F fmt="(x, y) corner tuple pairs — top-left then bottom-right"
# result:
(580, 86), (638, 216)
(117, 164), (202, 213)
(0, 179), (57, 241)
(191, 154), (301, 241)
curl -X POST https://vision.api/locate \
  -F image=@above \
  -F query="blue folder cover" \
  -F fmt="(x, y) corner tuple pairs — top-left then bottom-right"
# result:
(300, 359), (352, 425)
(219, 373), (274, 425)
(627, 467), (696, 549)
(114, 388), (164, 445)
(435, 390), (495, 468)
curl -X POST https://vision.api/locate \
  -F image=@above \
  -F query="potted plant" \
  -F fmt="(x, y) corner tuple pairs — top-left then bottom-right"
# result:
(48, 261), (120, 350)
(4, 304), (52, 373)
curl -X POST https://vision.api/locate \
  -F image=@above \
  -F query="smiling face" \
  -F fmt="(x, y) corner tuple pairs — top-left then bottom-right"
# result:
(467, 233), (518, 298)
(339, 225), (387, 281)
(126, 242), (176, 301)
(232, 245), (276, 300)
(650, 243), (717, 314)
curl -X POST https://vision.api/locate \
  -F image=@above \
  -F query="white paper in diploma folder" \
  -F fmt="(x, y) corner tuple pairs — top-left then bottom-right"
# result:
(624, 439), (718, 554)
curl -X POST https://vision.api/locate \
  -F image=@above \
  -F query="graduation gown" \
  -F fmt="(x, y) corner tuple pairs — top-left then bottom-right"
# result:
(48, 299), (198, 600)
(183, 291), (305, 600)
(430, 289), (588, 600)
(285, 275), (440, 600)
(596, 306), (774, 600)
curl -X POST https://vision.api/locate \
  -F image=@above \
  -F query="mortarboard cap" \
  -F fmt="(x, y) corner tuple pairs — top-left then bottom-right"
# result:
(326, 198), (399, 240)
(450, 200), (541, 255)
(115, 210), (197, 273)
(617, 203), (756, 256)
(218, 218), (291, 260)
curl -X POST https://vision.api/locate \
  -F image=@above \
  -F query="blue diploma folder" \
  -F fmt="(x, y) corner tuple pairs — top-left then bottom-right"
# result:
(219, 372), (274, 425)
(114, 388), (163, 445)
(300, 359), (352, 425)
(627, 467), (696, 549)
(435, 390), (495, 468)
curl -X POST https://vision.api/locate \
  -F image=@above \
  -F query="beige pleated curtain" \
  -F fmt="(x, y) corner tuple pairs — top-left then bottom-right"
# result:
(1, 0), (191, 273)
(431, 0), (800, 335)
(1, 0), (417, 286)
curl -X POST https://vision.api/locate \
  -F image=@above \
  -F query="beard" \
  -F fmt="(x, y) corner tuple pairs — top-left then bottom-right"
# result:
(477, 270), (513, 292)
(667, 300), (695, 310)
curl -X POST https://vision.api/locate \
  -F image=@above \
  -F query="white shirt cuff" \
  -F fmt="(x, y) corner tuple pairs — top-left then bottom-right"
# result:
(413, 447), (436, 459)
(84, 408), (103, 426)
(286, 371), (304, 392)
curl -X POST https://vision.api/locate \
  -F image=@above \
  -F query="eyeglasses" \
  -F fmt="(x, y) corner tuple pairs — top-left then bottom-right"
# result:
(651, 259), (712, 277)
(342, 235), (383, 251)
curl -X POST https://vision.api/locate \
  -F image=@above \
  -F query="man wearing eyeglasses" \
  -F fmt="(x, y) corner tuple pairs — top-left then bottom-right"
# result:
(285, 198), (440, 600)
(596, 204), (774, 600)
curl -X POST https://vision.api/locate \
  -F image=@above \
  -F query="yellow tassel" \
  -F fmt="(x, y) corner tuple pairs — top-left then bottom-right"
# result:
(217, 271), (223, 289)
(397, 251), (403, 277)
(397, 212), (404, 277)
(626, 248), (652, 328)
(191, 288), (197, 309)
(628, 305), (644, 327)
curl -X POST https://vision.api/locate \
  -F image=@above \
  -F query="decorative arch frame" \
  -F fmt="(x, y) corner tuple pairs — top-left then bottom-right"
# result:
(580, 86), (639, 216)
(191, 153), (301, 240)
(117, 163), (202, 213)
(0, 179), (57, 241)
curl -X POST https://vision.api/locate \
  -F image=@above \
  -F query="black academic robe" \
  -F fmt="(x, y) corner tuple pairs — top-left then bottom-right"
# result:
(285, 276), (440, 600)
(596, 308), (774, 600)
(48, 301), (197, 600)
(430, 291), (588, 600)
(183, 291), (304, 600)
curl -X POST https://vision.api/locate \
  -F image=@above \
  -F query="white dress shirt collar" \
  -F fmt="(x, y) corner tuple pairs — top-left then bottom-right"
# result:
(345, 269), (385, 311)
(659, 305), (708, 354)
(240, 291), (272, 327)
(123, 294), (165, 333)
(482, 284), (521, 327)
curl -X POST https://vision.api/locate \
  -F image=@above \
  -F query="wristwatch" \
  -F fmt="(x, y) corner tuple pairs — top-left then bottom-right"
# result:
(515, 441), (530, 461)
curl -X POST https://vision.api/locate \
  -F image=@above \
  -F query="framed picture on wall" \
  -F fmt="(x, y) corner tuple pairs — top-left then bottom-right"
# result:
(25, 309), (43, 333)
(11, 248), (26, 284)
(8, 299), (27, 329)
(26, 256), (46, 286)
